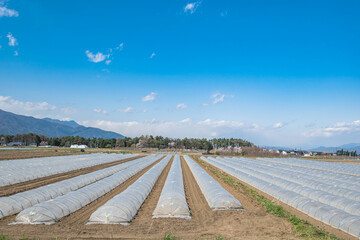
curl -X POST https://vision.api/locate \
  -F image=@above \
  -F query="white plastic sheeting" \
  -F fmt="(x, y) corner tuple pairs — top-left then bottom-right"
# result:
(201, 156), (360, 239)
(211, 157), (360, 214)
(0, 153), (138, 187)
(14, 155), (163, 224)
(184, 155), (243, 210)
(153, 155), (190, 219)
(88, 155), (171, 224)
(0, 155), (153, 219)
(258, 157), (360, 177)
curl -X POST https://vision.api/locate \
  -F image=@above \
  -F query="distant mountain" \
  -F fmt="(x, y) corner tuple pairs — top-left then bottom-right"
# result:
(0, 109), (124, 139)
(262, 146), (293, 151)
(309, 144), (360, 153)
(42, 118), (80, 128)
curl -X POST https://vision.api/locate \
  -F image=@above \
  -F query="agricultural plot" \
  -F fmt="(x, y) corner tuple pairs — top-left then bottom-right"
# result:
(0, 154), (156, 219)
(88, 155), (172, 224)
(0, 153), (356, 239)
(0, 153), (138, 186)
(14, 154), (163, 224)
(201, 156), (360, 239)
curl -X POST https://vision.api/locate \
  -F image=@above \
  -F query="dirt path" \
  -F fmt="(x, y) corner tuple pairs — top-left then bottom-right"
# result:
(0, 155), (302, 240)
(0, 155), (143, 197)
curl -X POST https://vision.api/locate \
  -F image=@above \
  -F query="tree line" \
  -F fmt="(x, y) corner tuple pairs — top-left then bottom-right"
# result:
(336, 149), (358, 156)
(0, 133), (253, 151)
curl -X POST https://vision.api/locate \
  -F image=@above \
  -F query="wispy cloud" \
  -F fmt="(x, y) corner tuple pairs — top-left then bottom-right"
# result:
(303, 120), (360, 137)
(113, 43), (124, 51)
(142, 92), (158, 102)
(184, 1), (201, 14)
(13, 50), (18, 56)
(85, 42), (124, 64)
(150, 52), (156, 59)
(180, 118), (191, 123)
(93, 107), (108, 115)
(272, 122), (285, 129)
(6, 32), (18, 46)
(0, 3), (19, 18)
(85, 51), (109, 63)
(176, 103), (187, 110)
(209, 92), (233, 105)
(117, 107), (134, 113)
(211, 93), (225, 104)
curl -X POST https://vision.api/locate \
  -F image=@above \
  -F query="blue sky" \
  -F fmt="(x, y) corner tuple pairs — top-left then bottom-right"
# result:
(1, 0), (360, 148)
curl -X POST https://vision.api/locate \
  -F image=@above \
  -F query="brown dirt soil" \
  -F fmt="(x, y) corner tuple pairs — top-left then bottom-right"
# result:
(194, 156), (357, 240)
(0, 155), (143, 197)
(0, 155), (305, 240)
(0, 149), (82, 161)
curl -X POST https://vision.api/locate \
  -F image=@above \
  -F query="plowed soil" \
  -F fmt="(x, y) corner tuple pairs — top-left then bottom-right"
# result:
(0, 155), (302, 240)
(0, 155), (143, 197)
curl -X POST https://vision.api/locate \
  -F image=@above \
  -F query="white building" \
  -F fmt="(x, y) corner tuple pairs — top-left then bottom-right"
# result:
(70, 144), (88, 149)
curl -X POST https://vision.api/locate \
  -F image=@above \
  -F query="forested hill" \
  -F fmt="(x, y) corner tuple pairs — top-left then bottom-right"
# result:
(0, 109), (124, 139)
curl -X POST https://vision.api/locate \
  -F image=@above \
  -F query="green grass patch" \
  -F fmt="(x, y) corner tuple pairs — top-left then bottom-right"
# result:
(193, 156), (342, 240)
(162, 233), (177, 240)
(0, 235), (35, 240)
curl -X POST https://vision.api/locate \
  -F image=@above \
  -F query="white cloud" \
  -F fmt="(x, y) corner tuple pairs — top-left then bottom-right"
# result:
(81, 118), (259, 138)
(150, 52), (156, 59)
(272, 122), (285, 129)
(209, 92), (233, 105)
(176, 103), (187, 110)
(117, 107), (134, 113)
(6, 32), (17, 46)
(0, 96), (56, 113)
(184, 1), (201, 14)
(142, 92), (158, 102)
(0, 4), (19, 18)
(211, 93), (225, 104)
(114, 43), (124, 51)
(180, 118), (191, 123)
(303, 120), (360, 138)
(13, 50), (18, 56)
(93, 107), (108, 115)
(85, 50), (109, 63)
(86, 43), (123, 64)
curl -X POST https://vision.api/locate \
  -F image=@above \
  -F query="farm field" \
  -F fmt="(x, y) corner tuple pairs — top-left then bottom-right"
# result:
(0, 153), (358, 239)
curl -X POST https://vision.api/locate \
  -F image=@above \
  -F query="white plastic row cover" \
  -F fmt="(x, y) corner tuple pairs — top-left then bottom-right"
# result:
(183, 155), (243, 210)
(0, 154), (153, 219)
(258, 157), (360, 177)
(213, 157), (360, 215)
(243, 157), (360, 190)
(0, 153), (138, 187)
(201, 157), (360, 239)
(14, 154), (163, 224)
(88, 155), (171, 224)
(153, 155), (190, 219)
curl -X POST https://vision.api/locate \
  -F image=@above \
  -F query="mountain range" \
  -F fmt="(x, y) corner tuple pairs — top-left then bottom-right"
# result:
(0, 109), (124, 139)
(309, 143), (360, 153)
